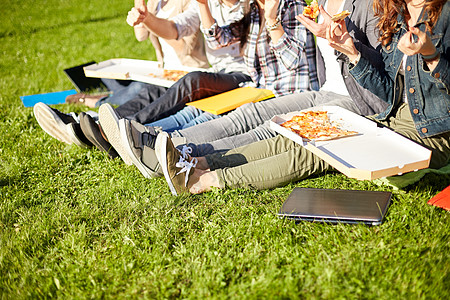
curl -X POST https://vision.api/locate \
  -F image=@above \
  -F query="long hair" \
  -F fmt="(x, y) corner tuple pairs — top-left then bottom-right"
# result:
(229, 1), (255, 50)
(373, 0), (446, 46)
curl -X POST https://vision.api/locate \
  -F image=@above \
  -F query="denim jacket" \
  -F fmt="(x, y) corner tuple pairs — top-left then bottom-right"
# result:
(349, 2), (450, 138)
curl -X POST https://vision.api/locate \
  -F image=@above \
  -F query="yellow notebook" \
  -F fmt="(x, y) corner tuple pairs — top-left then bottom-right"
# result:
(186, 87), (275, 115)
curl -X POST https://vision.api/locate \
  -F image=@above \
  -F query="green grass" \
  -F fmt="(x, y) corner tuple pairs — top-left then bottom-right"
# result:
(1, 0), (449, 298)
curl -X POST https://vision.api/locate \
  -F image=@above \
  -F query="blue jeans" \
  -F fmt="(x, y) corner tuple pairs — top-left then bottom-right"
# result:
(147, 106), (221, 132)
(115, 71), (251, 124)
(96, 78), (151, 107)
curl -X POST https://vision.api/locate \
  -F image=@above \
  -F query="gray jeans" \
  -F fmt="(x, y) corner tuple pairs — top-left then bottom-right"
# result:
(172, 91), (360, 156)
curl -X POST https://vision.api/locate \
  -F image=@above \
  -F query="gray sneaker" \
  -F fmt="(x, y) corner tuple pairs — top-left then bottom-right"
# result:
(99, 103), (133, 165)
(119, 119), (161, 178)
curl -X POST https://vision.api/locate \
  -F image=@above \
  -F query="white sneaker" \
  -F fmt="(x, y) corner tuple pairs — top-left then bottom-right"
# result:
(98, 103), (134, 165)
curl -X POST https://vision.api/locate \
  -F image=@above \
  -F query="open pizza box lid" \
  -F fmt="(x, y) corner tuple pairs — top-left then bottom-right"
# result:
(269, 106), (432, 180)
(83, 58), (203, 88)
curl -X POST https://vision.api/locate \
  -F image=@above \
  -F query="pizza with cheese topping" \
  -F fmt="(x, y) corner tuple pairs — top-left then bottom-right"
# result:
(280, 110), (358, 141)
(162, 69), (189, 81)
(302, 0), (319, 19)
(148, 69), (189, 82)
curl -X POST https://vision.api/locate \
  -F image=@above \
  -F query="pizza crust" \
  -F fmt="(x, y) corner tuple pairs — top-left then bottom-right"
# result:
(331, 10), (351, 22)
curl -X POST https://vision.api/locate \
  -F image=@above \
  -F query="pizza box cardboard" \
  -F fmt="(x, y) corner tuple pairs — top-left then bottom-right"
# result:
(270, 106), (432, 181)
(83, 58), (203, 88)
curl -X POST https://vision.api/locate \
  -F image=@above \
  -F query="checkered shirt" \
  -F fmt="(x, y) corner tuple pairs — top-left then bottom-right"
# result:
(202, 0), (319, 97)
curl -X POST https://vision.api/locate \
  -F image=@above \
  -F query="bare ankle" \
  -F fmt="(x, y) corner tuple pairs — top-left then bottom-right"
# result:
(188, 170), (219, 194)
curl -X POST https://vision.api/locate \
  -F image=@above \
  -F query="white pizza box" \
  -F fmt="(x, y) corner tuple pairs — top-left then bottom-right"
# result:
(270, 106), (432, 180)
(83, 58), (203, 88)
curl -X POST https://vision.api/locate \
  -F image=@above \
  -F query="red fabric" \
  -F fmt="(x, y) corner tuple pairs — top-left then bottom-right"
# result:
(428, 185), (450, 211)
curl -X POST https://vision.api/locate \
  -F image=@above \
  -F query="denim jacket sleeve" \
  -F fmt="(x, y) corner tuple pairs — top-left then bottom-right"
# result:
(423, 22), (450, 95)
(349, 53), (396, 107)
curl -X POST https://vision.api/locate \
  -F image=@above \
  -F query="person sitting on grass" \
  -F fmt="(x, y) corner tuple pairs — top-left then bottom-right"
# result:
(118, 0), (387, 179)
(154, 0), (450, 195)
(69, 0), (318, 180)
(117, 0), (320, 179)
(33, 0), (251, 161)
(65, 0), (209, 109)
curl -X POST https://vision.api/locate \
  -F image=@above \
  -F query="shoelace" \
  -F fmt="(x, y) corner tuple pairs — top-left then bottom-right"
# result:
(176, 146), (198, 187)
(179, 145), (193, 159)
(70, 112), (80, 123)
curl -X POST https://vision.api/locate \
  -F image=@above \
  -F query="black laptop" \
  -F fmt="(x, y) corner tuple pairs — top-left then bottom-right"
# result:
(278, 188), (392, 225)
(63, 61), (105, 92)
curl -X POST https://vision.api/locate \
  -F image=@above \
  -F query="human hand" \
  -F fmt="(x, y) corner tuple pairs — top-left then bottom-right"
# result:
(296, 5), (332, 39)
(398, 27), (436, 57)
(196, 0), (208, 4)
(127, 0), (148, 27)
(326, 20), (359, 59)
(265, 0), (280, 24)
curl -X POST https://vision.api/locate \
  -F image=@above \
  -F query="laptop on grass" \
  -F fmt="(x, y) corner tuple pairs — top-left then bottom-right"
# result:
(63, 61), (105, 93)
(278, 188), (392, 225)
(20, 62), (106, 107)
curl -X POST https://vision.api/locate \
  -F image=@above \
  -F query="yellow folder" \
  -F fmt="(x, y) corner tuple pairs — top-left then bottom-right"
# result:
(186, 87), (275, 115)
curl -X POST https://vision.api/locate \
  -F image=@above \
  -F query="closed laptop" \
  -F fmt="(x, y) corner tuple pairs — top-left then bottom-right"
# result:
(278, 188), (391, 225)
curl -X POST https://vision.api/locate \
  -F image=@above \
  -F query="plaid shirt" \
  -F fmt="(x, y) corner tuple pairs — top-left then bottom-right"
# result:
(202, 0), (319, 97)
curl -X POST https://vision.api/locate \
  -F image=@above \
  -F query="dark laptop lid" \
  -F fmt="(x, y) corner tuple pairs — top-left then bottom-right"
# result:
(278, 188), (392, 225)
(63, 61), (104, 92)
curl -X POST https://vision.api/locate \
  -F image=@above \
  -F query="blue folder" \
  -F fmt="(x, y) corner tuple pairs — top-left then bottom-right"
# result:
(20, 89), (77, 107)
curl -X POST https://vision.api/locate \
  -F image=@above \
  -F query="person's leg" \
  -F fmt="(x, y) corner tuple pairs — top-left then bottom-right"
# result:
(157, 134), (333, 194)
(369, 104), (450, 169)
(96, 81), (151, 107)
(101, 78), (132, 91)
(148, 106), (220, 132)
(180, 111), (221, 130)
(213, 142), (333, 190)
(174, 92), (358, 156)
(127, 71), (251, 124)
(114, 84), (169, 118)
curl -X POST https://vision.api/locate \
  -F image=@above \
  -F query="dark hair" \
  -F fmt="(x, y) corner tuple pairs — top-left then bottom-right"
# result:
(229, 1), (256, 50)
(373, 0), (446, 46)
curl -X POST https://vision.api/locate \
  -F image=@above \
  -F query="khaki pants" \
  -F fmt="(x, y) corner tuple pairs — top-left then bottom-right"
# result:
(206, 104), (450, 190)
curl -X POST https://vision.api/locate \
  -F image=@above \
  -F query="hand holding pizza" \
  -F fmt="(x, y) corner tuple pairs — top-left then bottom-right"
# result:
(326, 19), (359, 61)
(296, 4), (332, 39)
(127, 0), (148, 27)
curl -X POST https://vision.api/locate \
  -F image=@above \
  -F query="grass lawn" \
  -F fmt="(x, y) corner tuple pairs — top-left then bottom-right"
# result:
(1, 0), (449, 298)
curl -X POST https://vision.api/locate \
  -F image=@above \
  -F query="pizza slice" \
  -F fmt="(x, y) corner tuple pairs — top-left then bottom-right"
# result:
(331, 10), (351, 22)
(147, 69), (189, 82)
(163, 69), (189, 81)
(302, 0), (319, 19)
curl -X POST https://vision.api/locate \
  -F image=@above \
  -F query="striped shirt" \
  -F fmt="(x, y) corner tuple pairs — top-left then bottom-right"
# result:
(201, 0), (319, 97)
